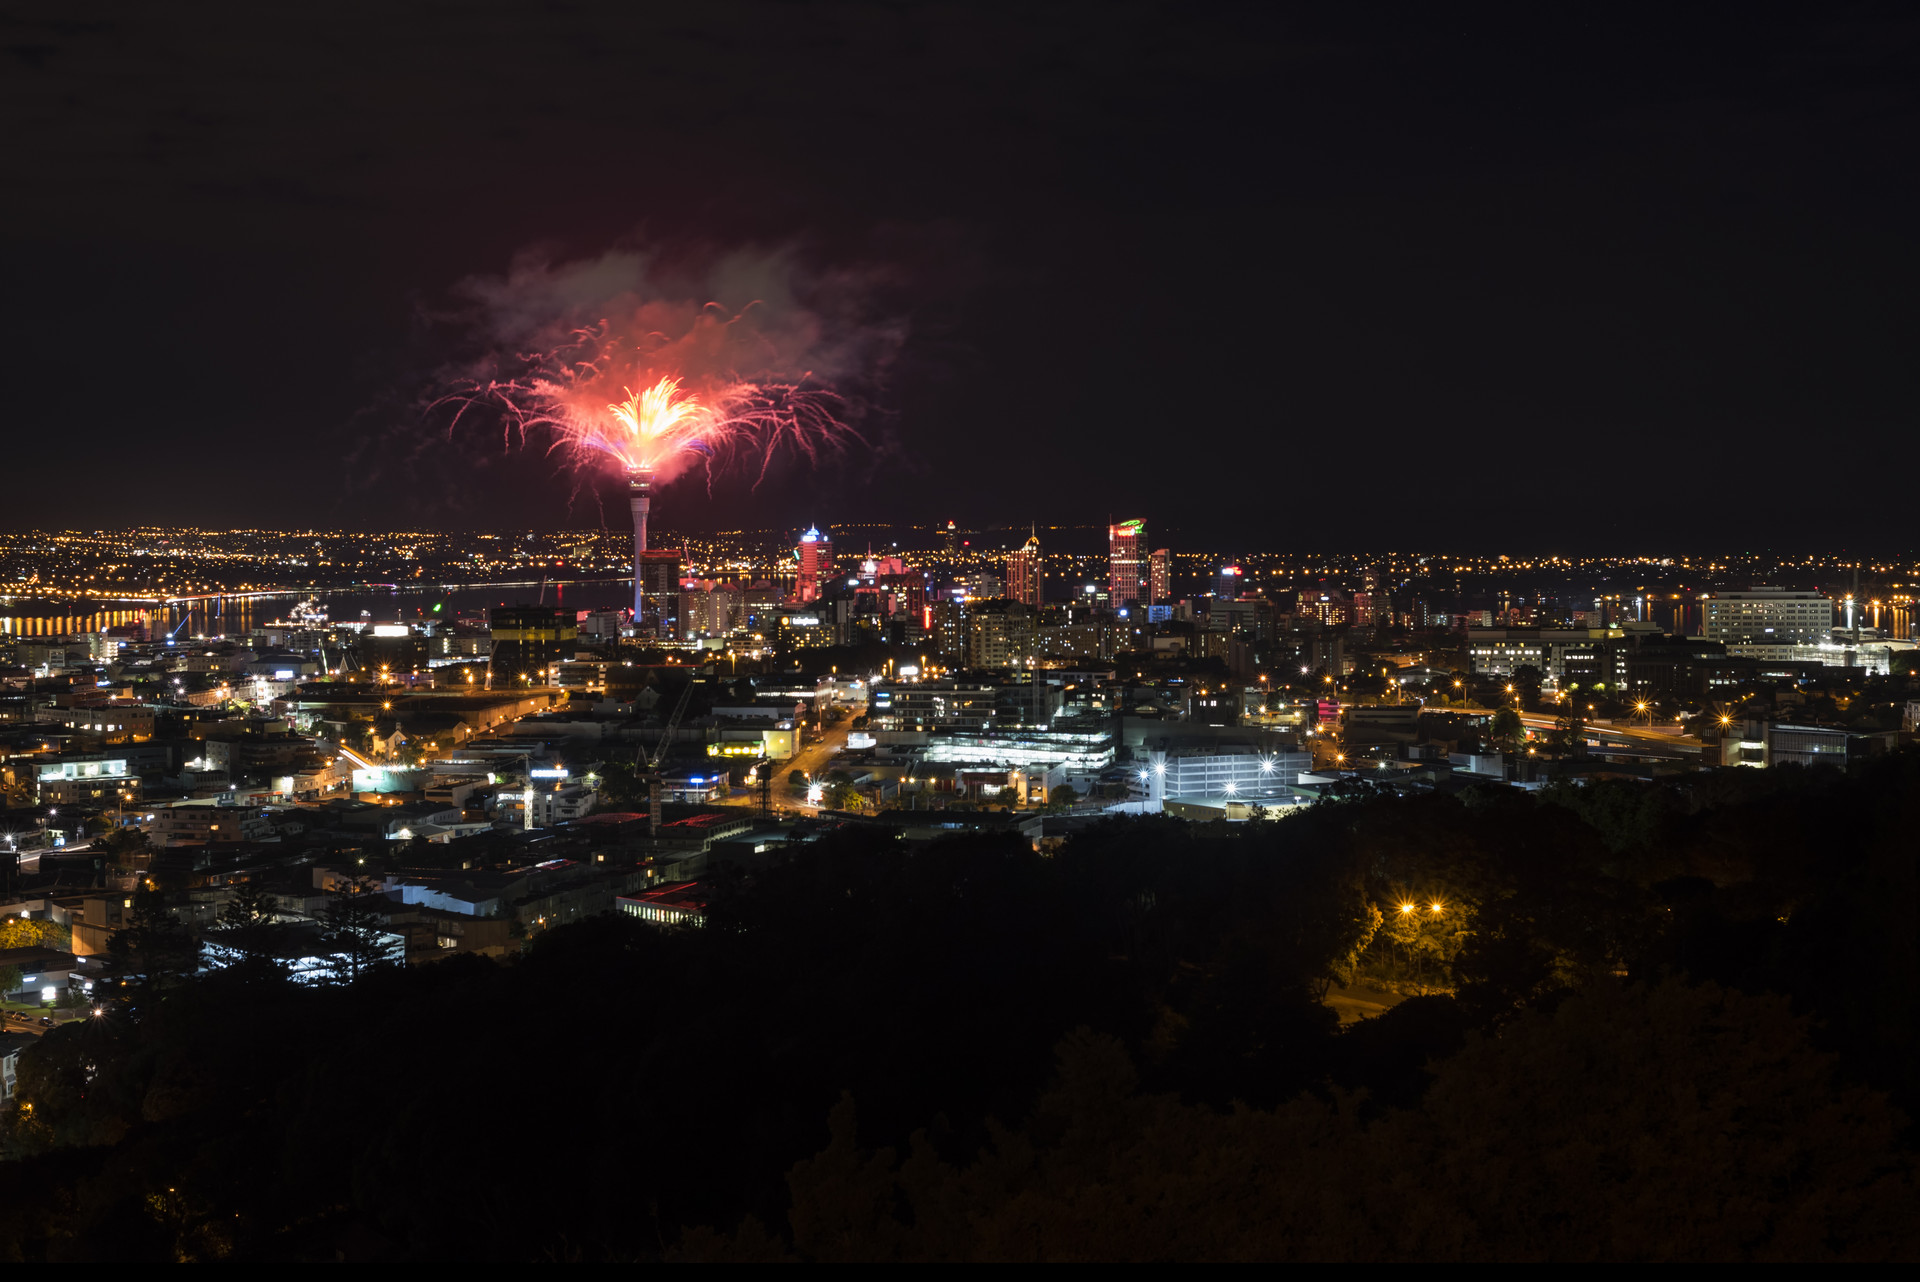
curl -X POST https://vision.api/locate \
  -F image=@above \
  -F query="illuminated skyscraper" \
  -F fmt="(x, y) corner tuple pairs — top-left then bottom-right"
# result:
(1354, 565), (1382, 626)
(637, 549), (683, 637)
(943, 520), (957, 556)
(1109, 519), (1146, 607)
(795, 526), (833, 603)
(1007, 527), (1043, 608)
(488, 606), (575, 686)
(1150, 548), (1171, 605)
(1214, 564), (1243, 600)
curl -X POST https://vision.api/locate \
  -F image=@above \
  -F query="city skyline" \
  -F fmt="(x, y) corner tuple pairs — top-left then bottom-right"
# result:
(5, 3), (1920, 1263)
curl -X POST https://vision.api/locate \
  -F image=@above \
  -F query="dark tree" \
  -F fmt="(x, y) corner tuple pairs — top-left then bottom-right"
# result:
(317, 877), (394, 984)
(105, 888), (201, 992)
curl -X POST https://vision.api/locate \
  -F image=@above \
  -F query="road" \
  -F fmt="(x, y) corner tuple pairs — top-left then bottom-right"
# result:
(0, 1011), (63, 1037)
(712, 713), (858, 816)
(1516, 712), (1693, 745)
(1323, 982), (1410, 1026)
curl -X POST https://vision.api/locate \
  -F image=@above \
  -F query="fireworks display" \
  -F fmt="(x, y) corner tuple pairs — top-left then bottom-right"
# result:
(435, 251), (874, 620)
(438, 281), (857, 494)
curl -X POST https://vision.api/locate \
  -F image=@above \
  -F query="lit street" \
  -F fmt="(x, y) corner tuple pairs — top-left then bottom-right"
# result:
(5, 2), (1916, 1261)
(713, 712), (859, 815)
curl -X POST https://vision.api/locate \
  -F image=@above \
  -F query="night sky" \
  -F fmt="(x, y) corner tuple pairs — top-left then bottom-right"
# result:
(6, 2), (1918, 549)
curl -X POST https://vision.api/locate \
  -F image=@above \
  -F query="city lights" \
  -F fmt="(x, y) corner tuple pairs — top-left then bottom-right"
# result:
(5, 7), (1914, 1260)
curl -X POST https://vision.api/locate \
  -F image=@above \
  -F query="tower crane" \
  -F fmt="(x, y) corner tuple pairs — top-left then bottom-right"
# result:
(639, 677), (698, 838)
(646, 678), (697, 770)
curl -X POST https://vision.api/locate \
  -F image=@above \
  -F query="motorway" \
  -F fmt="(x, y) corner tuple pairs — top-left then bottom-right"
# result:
(1515, 711), (1695, 746)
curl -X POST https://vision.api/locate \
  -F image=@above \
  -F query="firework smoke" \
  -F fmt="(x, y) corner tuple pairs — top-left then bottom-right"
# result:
(436, 247), (872, 493)
(431, 245), (892, 622)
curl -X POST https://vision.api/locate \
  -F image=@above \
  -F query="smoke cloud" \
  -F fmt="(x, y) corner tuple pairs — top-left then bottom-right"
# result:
(443, 244), (900, 484)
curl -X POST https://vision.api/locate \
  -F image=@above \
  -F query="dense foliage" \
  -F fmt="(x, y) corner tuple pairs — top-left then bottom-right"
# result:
(4, 751), (1920, 1260)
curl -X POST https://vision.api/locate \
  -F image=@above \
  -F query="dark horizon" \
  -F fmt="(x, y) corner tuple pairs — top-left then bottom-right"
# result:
(4, 521), (1920, 565)
(6, 3), (1919, 544)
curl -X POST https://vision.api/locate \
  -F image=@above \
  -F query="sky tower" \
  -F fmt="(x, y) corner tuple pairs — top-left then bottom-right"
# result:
(628, 467), (652, 617)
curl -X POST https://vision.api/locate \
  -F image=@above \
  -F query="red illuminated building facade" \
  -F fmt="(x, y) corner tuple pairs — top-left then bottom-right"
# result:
(1109, 519), (1146, 607)
(1008, 528), (1043, 609)
(795, 526), (833, 603)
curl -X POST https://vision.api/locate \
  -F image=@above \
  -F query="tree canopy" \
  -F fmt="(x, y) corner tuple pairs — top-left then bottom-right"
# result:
(4, 750), (1920, 1259)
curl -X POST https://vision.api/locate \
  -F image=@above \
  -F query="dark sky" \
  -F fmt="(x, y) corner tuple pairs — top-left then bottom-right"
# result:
(6, 2), (1919, 550)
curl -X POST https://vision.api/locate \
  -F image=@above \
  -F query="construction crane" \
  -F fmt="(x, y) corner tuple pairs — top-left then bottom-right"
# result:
(640, 678), (697, 839)
(646, 678), (697, 770)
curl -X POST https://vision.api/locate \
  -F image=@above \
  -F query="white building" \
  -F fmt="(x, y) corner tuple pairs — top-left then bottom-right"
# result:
(1700, 589), (1833, 646)
(1144, 745), (1310, 804)
(1466, 628), (1614, 683)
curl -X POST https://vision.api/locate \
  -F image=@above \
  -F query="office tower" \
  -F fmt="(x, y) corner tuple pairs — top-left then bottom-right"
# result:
(1214, 563), (1242, 600)
(964, 599), (1040, 670)
(942, 520), (957, 556)
(1699, 588), (1835, 645)
(1007, 527), (1043, 608)
(795, 526), (833, 603)
(1109, 519), (1146, 607)
(678, 584), (740, 640)
(637, 549), (683, 637)
(488, 606), (575, 686)
(953, 571), (1006, 600)
(930, 598), (968, 661)
(1149, 548), (1171, 605)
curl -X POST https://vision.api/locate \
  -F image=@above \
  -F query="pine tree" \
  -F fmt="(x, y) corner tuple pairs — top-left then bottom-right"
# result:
(317, 876), (394, 984)
(106, 888), (201, 990)
(218, 881), (279, 929)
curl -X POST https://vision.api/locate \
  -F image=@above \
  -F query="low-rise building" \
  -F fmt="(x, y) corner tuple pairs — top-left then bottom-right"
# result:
(617, 881), (707, 927)
(0, 945), (83, 1003)
(150, 802), (276, 846)
(202, 920), (406, 986)
(1, 1030), (37, 1103)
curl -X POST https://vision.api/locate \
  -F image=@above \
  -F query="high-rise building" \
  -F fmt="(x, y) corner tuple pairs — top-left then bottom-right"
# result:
(930, 598), (969, 662)
(795, 526), (833, 603)
(1296, 591), (1347, 628)
(964, 600), (1040, 670)
(637, 549), (683, 637)
(1109, 519), (1146, 607)
(679, 584), (740, 640)
(488, 606), (575, 686)
(954, 571), (1006, 600)
(1213, 564), (1242, 600)
(1007, 528), (1043, 609)
(1150, 548), (1171, 605)
(942, 520), (957, 556)
(1700, 588), (1834, 646)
